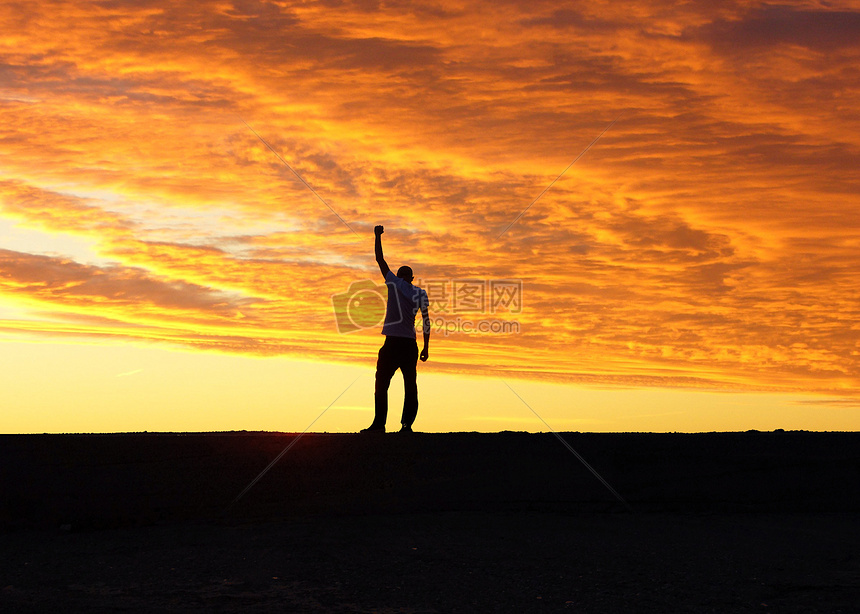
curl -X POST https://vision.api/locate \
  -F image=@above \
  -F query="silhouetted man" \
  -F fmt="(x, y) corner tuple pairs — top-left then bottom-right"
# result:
(361, 225), (430, 433)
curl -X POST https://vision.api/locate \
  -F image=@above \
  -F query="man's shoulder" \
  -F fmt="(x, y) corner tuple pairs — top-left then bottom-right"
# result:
(386, 271), (413, 290)
(385, 272), (426, 303)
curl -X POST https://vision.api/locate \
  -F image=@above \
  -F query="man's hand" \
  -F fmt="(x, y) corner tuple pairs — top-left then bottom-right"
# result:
(420, 347), (428, 362)
(374, 225), (384, 236)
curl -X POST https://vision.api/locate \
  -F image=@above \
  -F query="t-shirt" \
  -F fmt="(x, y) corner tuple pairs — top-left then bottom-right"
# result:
(382, 270), (430, 339)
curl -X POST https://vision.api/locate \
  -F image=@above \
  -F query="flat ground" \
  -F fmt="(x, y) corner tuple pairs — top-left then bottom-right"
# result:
(1, 432), (858, 612)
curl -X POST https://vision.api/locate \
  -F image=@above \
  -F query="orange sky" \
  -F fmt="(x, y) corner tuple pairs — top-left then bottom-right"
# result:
(1, 1), (859, 432)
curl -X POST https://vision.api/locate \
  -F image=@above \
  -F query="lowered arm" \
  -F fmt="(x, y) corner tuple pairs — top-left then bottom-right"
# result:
(420, 301), (430, 362)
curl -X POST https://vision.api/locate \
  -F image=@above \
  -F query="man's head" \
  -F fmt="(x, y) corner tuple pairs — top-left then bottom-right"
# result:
(396, 265), (414, 282)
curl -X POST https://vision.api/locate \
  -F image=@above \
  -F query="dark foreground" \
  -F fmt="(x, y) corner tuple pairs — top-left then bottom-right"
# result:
(1, 431), (858, 612)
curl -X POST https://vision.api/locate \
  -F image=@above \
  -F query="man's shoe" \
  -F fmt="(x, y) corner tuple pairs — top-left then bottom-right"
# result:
(360, 425), (385, 433)
(398, 425), (413, 434)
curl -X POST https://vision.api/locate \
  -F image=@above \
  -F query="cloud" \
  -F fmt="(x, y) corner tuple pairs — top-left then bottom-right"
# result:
(0, 248), (263, 321)
(695, 6), (860, 52)
(0, 181), (134, 236)
(1, 0), (859, 400)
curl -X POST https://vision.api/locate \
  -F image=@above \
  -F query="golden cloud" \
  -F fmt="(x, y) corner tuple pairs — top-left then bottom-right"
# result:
(1, 0), (859, 398)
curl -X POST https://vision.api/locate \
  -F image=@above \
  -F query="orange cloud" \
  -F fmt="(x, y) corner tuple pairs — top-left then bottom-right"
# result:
(1, 0), (859, 401)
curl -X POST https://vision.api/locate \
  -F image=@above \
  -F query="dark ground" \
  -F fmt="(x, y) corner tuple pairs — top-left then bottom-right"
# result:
(1, 431), (858, 612)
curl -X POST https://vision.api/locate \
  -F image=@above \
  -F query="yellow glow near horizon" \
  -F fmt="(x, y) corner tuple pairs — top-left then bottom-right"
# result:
(1, 1), (859, 433)
(0, 341), (856, 434)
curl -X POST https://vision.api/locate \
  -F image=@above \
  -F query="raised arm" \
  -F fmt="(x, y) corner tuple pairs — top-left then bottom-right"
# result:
(374, 225), (390, 278)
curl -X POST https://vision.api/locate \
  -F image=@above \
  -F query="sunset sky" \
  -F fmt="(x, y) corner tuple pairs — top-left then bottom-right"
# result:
(2, 0), (859, 433)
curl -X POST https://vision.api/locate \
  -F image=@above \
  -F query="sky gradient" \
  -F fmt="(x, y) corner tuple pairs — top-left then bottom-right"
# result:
(2, 0), (859, 432)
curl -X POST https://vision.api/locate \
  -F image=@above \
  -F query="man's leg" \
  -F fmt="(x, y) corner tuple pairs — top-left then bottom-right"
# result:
(399, 339), (420, 428)
(370, 338), (398, 430)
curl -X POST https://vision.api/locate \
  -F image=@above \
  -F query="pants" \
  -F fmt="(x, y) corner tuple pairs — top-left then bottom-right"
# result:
(373, 335), (419, 428)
